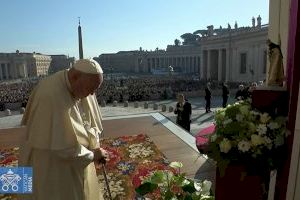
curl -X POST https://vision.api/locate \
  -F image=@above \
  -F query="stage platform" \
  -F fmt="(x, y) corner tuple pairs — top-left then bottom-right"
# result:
(102, 112), (216, 183)
(0, 112), (216, 191)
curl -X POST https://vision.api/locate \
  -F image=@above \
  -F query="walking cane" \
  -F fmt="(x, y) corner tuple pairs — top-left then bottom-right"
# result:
(99, 130), (113, 200)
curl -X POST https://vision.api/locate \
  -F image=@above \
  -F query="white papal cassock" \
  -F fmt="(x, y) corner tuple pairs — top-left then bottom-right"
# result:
(19, 70), (104, 200)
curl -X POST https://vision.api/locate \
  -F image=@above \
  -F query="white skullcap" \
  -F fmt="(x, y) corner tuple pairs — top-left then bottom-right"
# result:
(73, 59), (103, 74)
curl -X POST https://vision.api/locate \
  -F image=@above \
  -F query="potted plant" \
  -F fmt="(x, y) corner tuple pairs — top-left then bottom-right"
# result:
(206, 100), (288, 199)
(135, 161), (214, 200)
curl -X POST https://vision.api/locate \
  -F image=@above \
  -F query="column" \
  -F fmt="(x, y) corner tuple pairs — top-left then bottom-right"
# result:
(207, 50), (211, 80)
(186, 57), (189, 72)
(190, 57), (193, 72)
(5, 64), (9, 80)
(218, 49), (223, 82)
(255, 45), (260, 80)
(197, 56), (200, 74)
(0, 63), (3, 80)
(246, 45), (255, 82)
(232, 48), (238, 81)
(200, 51), (205, 80)
(150, 58), (153, 69)
(257, 46), (262, 80)
(226, 48), (230, 81)
(23, 63), (27, 78)
(14, 64), (19, 79)
(9, 63), (13, 78)
(165, 57), (168, 66)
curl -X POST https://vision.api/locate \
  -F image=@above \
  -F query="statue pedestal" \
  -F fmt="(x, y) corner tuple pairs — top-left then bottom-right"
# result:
(215, 164), (268, 200)
(252, 86), (288, 116)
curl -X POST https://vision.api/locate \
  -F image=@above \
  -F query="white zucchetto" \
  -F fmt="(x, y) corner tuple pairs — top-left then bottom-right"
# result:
(73, 59), (103, 74)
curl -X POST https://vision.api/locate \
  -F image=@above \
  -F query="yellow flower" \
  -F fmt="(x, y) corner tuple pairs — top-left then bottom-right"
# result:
(260, 113), (271, 124)
(251, 134), (265, 146)
(219, 138), (232, 153)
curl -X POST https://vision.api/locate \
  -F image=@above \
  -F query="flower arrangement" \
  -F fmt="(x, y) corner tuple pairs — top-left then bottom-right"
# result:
(207, 100), (288, 176)
(135, 161), (214, 200)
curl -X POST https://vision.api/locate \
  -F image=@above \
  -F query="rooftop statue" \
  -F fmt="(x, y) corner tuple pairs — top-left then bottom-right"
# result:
(227, 23), (231, 30)
(252, 17), (256, 27)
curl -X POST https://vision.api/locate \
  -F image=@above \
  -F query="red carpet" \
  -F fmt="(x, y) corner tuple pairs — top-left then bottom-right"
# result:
(195, 123), (215, 153)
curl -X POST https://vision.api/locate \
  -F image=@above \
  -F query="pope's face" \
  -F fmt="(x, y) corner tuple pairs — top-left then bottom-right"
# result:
(73, 73), (103, 99)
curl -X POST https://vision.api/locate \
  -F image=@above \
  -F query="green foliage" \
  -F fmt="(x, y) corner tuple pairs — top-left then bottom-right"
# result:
(135, 162), (214, 200)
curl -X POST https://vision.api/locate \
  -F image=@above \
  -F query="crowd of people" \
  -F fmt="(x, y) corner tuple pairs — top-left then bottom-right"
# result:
(0, 81), (35, 110)
(0, 73), (261, 111)
(96, 76), (203, 103)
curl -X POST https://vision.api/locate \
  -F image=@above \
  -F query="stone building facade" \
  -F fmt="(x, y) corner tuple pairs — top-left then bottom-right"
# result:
(95, 16), (268, 82)
(48, 55), (75, 74)
(0, 51), (52, 80)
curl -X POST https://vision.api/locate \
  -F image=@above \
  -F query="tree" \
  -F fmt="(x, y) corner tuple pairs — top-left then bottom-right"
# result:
(180, 33), (199, 45)
(193, 30), (208, 37)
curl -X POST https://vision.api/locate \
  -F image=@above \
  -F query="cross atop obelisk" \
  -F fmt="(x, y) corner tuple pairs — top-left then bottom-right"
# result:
(78, 17), (84, 59)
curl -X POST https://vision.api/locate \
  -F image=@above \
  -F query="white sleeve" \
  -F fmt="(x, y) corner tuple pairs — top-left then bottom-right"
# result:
(54, 144), (94, 167)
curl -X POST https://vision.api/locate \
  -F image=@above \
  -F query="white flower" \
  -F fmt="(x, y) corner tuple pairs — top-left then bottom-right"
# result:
(251, 134), (265, 146)
(210, 134), (218, 142)
(263, 136), (272, 144)
(260, 113), (271, 124)
(128, 143), (154, 158)
(256, 124), (267, 135)
(219, 138), (232, 153)
(194, 182), (202, 192)
(234, 101), (241, 106)
(263, 136), (273, 149)
(169, 161), (183, 169)
(223, 118), (233, 125)
(275, 135), (285, 147)
(238, 140), (251, 152)
(268, 122), (280, 130)
(239, 105), (250, 115)
(236, 114), (244, 122)
(250, 110), (260, 116)
(201, 180), (212, 195)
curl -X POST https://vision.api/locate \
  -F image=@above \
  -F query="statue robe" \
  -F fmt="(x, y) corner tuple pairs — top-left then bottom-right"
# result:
(19, 70), (104, 200)
(267, 47), (285, 86)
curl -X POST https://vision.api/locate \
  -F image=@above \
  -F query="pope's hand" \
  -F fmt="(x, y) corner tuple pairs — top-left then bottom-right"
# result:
(93, 148), (109, 164)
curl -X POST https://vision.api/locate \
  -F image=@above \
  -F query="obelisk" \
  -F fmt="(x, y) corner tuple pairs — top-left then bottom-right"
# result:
(78, 17), (83, 59)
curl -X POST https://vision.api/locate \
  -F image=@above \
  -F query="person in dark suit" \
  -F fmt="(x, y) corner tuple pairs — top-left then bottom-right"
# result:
(235, 84), (248, 101)
(174, 94), (192, 131)
(205, 82), (212, 113)
(222, 82), (229, 108)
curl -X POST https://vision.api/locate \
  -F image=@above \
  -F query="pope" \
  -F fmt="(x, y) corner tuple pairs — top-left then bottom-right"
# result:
(19, 59), (108, 200)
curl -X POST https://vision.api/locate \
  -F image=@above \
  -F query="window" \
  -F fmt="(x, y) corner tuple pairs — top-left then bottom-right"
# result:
(240, 53), (247, 74)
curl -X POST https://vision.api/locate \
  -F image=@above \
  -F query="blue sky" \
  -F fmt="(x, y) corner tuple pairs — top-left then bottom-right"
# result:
(0, 0), (269, 58)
